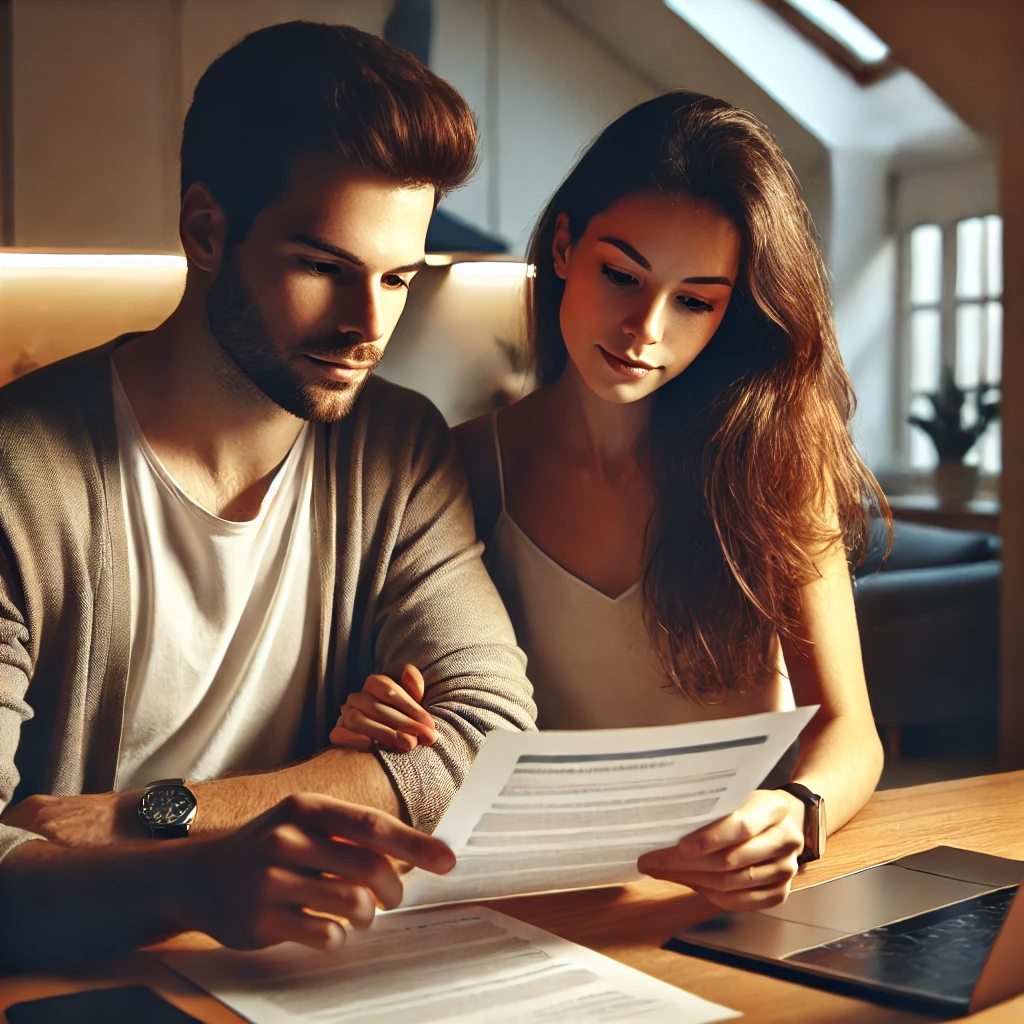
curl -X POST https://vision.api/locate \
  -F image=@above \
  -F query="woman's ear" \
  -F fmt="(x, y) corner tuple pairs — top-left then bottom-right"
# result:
(551, 213), (573, 281)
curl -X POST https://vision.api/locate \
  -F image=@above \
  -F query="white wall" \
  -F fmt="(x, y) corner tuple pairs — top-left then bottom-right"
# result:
(433, 0), (654, 254)
(10, 0), (390, 249)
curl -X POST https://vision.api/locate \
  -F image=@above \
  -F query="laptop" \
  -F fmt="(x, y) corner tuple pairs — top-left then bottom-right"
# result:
(665, 846), (1024, 1017)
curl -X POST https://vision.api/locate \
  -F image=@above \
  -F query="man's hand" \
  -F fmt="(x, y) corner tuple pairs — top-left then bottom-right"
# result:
(1, 790), (146, 845)
(181, 792), (455, 950)
(637, 789), (805, 911)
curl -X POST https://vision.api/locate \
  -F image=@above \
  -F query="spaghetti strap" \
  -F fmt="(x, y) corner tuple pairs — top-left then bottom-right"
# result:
(490, 409), (508, 511)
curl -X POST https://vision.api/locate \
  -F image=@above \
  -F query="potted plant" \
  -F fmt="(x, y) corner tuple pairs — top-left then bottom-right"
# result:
(908, 367), (1000, 503)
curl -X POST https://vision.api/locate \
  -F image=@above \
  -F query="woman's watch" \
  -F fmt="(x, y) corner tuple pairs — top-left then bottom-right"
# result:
(138, 778), (198, 839)
(777, 782), (826, 864)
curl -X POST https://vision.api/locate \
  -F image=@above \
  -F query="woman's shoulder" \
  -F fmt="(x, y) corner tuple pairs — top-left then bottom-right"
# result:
(452, 412), (504, 546)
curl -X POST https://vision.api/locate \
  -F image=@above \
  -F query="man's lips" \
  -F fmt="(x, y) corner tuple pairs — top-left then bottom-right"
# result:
(302, 352), (378, 381)
(598, 346), (659, 378)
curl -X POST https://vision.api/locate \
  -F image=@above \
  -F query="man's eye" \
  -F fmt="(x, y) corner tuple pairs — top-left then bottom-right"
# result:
(679, 295), (713, 313)
(302, 259), (341, 277)
(601, 265), (637, 287)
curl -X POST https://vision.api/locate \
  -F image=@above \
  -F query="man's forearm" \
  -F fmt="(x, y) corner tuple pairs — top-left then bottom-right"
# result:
(0, 839), (192, 972)
(190, 747), (402, 835)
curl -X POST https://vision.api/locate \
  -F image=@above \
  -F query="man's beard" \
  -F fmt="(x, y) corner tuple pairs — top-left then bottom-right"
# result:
(205, 248), (382, 423)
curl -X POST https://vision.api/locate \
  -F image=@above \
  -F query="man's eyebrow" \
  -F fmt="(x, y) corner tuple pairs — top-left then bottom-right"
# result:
(598, 236), (650, 270)
(289, 234), (426, 274)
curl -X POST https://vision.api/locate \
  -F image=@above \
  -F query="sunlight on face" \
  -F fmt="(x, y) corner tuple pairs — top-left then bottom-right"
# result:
(208, 156), (434, 422)
(553, 192), (741, 406)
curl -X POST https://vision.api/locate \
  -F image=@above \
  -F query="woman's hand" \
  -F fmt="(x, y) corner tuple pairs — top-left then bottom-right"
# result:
(329, 664), (438, 753)
(637, 789), (805, 911)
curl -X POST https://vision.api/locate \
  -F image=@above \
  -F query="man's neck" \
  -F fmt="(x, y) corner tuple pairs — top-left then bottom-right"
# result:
(112, 300), (307, 521)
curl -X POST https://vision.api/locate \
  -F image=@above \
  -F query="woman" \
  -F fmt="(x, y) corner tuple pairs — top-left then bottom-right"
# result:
(332, 92), (888, 911)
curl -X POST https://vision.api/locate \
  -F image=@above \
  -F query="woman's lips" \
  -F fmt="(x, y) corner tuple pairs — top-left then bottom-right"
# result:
(598, 346), (658, 379)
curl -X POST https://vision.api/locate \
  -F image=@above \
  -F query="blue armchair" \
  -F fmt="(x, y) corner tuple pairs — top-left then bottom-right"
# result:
(854, 518), (1001, 758)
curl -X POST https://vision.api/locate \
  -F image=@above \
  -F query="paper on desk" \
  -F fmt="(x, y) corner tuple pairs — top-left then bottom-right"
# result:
(401, 707), (817, 908)
(163, 905), (740, 1024)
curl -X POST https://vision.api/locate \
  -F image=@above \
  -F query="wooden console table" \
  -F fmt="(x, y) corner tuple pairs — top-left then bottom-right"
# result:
(888, 494), (1000, 534)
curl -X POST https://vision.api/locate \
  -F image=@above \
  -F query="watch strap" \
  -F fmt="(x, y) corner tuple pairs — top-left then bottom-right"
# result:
(777, 782), (825, 864)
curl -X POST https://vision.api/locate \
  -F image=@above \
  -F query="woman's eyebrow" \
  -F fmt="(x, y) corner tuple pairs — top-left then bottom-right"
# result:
(598, 237), (732, 287)
(598, 236), (650, 270)
(683, 275), (733, 286)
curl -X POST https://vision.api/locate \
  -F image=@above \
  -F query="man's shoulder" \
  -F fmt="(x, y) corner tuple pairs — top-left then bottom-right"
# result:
(353, 375), (451, 454)
(0, 340), (119, 439)
(0, 341), (119, 501)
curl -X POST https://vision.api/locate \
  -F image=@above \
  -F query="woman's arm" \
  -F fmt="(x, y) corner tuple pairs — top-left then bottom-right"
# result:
(779, 538), (884, 833)
(639, 539), (883, 910)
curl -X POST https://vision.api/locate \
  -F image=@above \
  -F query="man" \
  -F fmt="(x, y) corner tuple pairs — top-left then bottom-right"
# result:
(0, 21), (534, 969)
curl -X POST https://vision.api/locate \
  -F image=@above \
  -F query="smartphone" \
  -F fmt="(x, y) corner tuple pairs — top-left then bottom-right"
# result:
(4, 985), (200, 1023)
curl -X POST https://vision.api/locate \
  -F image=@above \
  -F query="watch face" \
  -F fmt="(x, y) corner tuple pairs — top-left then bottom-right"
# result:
(140, 785), (197, 826)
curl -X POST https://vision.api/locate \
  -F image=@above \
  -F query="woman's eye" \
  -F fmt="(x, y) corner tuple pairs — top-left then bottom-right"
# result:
(679, 295), (713, 313)
(382, 274), (409, 290)
(600, 265), (638, 287)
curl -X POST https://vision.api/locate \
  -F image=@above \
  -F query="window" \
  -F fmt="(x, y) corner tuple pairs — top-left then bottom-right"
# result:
(905, 215), (1002, 473)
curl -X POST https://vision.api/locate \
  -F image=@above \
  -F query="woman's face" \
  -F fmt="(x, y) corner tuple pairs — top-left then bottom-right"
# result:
(553, 191), (741, 405)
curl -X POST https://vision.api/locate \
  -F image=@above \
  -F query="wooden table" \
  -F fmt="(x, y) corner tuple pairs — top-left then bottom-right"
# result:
(2, 772), (1023, 1022)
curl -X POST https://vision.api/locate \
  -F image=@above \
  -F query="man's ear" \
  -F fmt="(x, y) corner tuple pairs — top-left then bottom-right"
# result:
(179, 182), (230, 274)
(551, 213), (573, 281)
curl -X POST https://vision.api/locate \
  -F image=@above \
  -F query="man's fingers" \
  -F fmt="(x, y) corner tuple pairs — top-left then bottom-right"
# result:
(274, 869), (379, 930)
(251, 907), (347, 952)
(275, 793), (455, 874)
(273, 829), (406, 909)
(362, 675), (434, 729)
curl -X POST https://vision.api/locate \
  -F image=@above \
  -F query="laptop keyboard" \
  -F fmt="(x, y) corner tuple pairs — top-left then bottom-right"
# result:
(786, 886), (1017, 1005)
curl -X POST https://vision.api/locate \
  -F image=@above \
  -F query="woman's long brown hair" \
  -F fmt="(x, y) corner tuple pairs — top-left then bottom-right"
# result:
(526, 92), (890, 703)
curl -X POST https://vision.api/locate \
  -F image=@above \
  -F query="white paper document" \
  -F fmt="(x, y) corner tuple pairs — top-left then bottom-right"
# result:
(401, 707), (816, 908)
(163, 905), (740, 1023)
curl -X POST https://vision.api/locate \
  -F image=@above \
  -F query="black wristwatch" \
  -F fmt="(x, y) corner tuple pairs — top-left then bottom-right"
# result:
(778, 782), (826, 864)
(138, 778), (198, 839)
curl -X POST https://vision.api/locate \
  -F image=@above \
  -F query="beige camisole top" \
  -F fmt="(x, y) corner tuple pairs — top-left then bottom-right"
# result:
(484, 412), (795, 731)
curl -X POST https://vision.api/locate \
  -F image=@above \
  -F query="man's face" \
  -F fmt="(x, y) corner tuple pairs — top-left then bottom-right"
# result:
(206, 155), (434, 422)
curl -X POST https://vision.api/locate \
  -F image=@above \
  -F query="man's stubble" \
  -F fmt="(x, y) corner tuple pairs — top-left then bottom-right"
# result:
(205, 248), (382, 423)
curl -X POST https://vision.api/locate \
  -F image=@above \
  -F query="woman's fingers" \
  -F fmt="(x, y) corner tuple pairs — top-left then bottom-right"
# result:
(690, 877), (795, 912)
(359, 677), (436, 740)
(328, 719), (374, 749)
(670, 852), (800, 894)
(676, 791), (794, 859)
(339, 704), (420, 751)
(345, 690), (437, 745)
(399, 664), (426, 704)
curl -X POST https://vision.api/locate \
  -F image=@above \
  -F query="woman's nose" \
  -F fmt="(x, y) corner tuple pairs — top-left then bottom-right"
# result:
(622, 295), (667, 347)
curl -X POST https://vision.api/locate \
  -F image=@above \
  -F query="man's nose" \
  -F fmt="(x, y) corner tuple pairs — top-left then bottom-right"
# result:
(338, 280), (386, 343)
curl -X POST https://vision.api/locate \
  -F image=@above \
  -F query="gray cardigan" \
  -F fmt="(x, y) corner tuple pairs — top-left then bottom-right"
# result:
(0, 341), (536, 860)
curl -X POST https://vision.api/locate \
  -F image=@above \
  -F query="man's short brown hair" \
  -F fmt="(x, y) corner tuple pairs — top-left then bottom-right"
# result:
(181, 21), (477, 243)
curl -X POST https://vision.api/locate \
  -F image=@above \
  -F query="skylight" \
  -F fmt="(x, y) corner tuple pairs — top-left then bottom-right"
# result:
(783, 0), (889, 65)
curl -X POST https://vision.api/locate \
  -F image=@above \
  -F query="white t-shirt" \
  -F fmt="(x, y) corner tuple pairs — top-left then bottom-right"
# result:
(112, 368), (318, 791)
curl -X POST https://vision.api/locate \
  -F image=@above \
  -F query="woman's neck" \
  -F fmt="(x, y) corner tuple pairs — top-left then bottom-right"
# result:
(546, 362), (652, 481)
